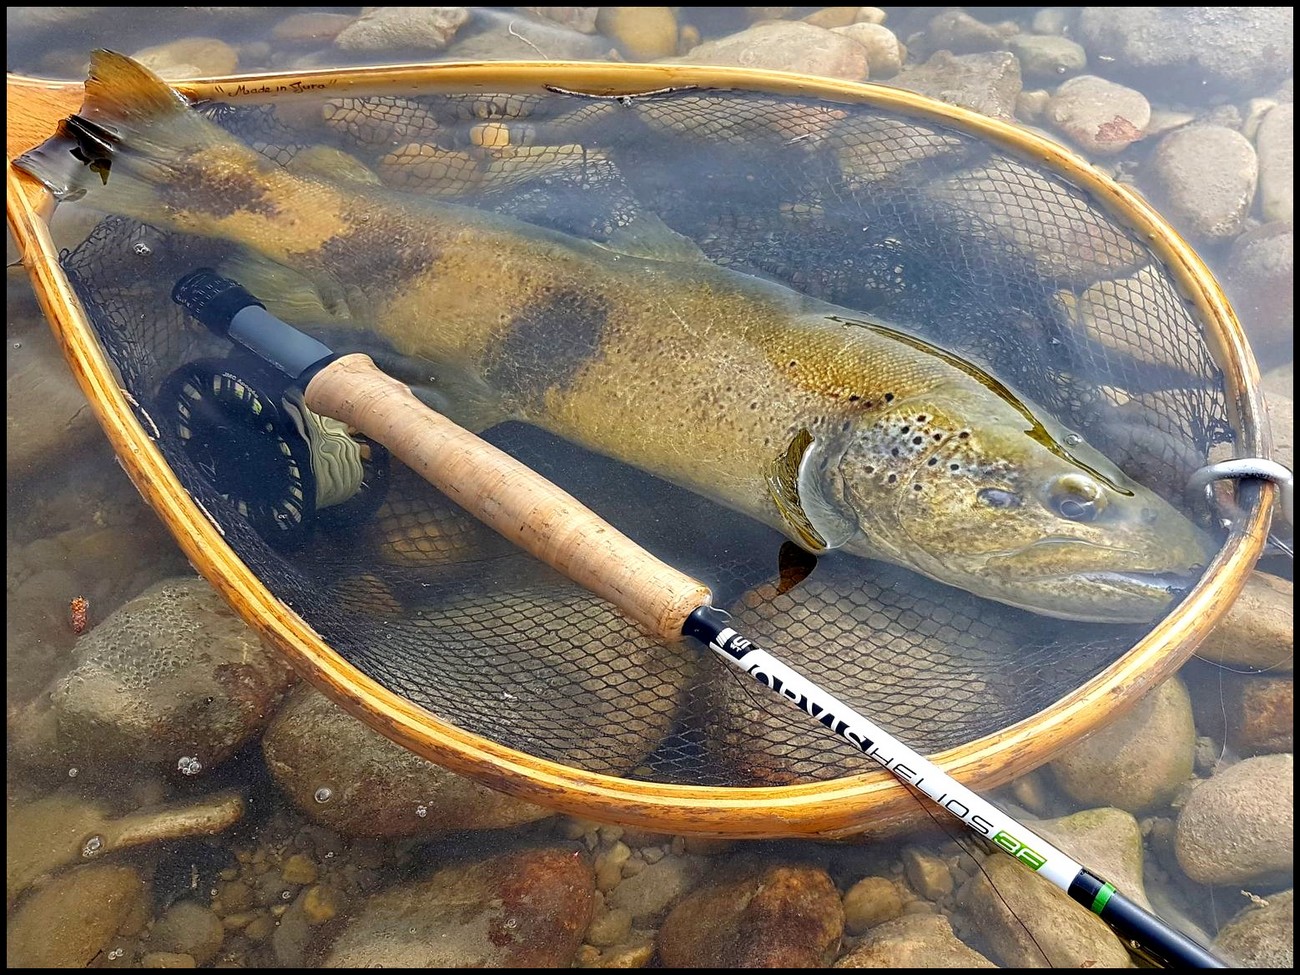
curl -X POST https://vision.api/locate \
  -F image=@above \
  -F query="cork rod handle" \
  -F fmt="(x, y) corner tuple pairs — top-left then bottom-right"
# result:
(306, 354), (713, 641)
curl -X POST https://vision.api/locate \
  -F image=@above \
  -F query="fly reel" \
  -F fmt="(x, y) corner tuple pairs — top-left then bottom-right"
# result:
(156, 354), (388, 549)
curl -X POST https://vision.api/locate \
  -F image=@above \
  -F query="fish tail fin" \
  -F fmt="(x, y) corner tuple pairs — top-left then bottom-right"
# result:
(14, 49), (245, 209)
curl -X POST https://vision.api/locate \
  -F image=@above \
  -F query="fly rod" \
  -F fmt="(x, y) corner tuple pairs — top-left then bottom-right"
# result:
(172, 268), (1226, 969)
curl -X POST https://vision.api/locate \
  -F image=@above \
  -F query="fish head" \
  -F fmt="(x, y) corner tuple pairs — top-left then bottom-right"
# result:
(833, 394), (1217, 623)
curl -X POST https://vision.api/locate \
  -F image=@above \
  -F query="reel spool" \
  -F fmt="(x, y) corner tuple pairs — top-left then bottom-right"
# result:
(156, 354), (389, 549)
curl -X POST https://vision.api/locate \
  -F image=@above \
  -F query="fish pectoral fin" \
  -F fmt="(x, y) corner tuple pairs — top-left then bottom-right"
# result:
(766, 428), (857, 554)
(599, 211), (712, 265)
(218, 252), (354, 325)
(406, 365), (512, 434)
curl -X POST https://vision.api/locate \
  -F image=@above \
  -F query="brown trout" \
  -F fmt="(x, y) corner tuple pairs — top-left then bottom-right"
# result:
(17, 52), (1215, 623)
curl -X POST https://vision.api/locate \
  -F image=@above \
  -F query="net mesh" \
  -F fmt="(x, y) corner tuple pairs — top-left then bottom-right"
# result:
(59, 84), (1229, 787)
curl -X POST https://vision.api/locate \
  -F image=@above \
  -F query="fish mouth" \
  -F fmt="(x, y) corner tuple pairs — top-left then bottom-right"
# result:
(1014, 567), (1207, 623)
(1067, 568), (1204, 598)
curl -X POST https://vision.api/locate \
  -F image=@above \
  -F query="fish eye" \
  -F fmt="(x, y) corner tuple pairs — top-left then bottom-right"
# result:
(1048, 473), (1106, 521)
(977, 488), (1021, 509)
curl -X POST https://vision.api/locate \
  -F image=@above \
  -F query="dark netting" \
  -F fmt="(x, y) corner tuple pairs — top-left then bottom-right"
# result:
(58, 85), (1230, 787)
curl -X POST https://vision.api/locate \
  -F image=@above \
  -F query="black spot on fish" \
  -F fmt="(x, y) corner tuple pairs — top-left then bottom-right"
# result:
(485, 287), (610, 405)
(315, 204), (439, 296)
(161, 154), (281, 220)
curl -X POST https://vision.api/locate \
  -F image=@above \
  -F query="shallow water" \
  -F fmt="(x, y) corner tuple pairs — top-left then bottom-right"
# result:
(7, 6), (1293, 969)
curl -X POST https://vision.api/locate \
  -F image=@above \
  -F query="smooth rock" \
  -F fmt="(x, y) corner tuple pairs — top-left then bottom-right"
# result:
(1148, 125), (1258, 239)
(131, 37), (238, 78)
(834, 913), (996, 967)
(1046, 74), (1150, 156)
(1195, 571), (1293, 672)
(956, 854), (1131, 967)
(831, 23), (903, 78)
(920, 9), (1013, 55)
(1223, 222), (1293, 370)
(150, 900), (225, 966)
(1255, 104), (1293, 223)
(842, 875), (905, 934)
(1034, 807), (1151, 910)
(674, 21), (869, 82)
(1225, 677), (1293, 755)
(1175, 754), (1293, 886)
(9, 576), (297, 772)
(270, 12), (356, 45)
(901, 847), (953, 900)
(6, 864), (148, 968)
(892, 50), (1023, 120)
(1214, 889), (1293, 968)
(656, 860), (843, 967)
(517, 7), (599, 34)
(334, 6), (469, 53)
(446, 10), (612, 60)
(1008, 33), (1087, 82)
(1050, 676), (1195, 814)
(323, 844), (594, 966)
(595, 7), (678, 60)
(1076, 8), (1293, 96)
(606, 854), (707, 923)
(262, 686), (551, 837)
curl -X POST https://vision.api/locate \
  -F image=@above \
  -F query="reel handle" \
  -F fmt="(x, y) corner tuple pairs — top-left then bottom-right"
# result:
(305, 353), (713, 641)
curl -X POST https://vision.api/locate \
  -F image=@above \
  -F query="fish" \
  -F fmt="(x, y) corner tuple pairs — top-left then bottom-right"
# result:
(15, 51), (1216, 624)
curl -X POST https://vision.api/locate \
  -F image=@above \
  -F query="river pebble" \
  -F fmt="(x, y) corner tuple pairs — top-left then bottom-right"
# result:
(6, 864), (149, 968)
(842, 874), (905, 934)
(1214, 889), (1294, 968)
(656, 859), (843, 967)
(130, 37), (238, 78)
(835, 912), (996, 967)
(262, 686), (552, 837)
(333, 6), (469, 53)
(322, 843), (594, 966)
(149, 900), (226, 966)
(1034, 807), (1152, 910)
(605, 854), (707, 924)
(1194, 571), (1293, 672)
(1046, 74), (1150, 156)
(1224, 222), (1294, 371)
(1148, 125), (1259, 239)
(1254, 103), (1293, 223)
(595, 7), (678, 60)
(674, 20), (869, 81)
(892, 50), (1023, 120)
(830, 22), (903, 79)
(1008, 34), (1087, 82)
(1175, 753), (1293, 887)
(1050, 675), (1195, 814)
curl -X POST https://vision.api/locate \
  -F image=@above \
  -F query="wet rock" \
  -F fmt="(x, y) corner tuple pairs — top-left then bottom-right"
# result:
(595, 7), (678, 61)
(834, 913), (996, 967)
(6, 789), (244, 908)
(920, 9), (1014, 55)
(1148, 125), (1258, 239)
(656, 860), (843, 967)
(585, 905), (632, 947)
(1034, 807), (1151, 911)
(842, 874), (905, 934)
(1046, 75), (1150, 157)
(831, 23), (903, 79)
(334, 6), (469, 53)
(1050, 676), (1195, 815)
(1031, 8), (1074, 37)
(1223, 222), (1293, 370)
(956, 854), (1131, 967)
(1076, 8), (1293, 96)
(606, 853), (707, 923)
(1226, 677), (1293, 755)
(322, 844), (594, 966)
(8, 576), (297, 773)
(1008, 34), (1087, 82)
(150, 900), (225, 966)
(6, 284), (98, 481)
(1015, 88), (1050, 122)
(130, 37), (239, 78)
(1175, 754), (1293, 886)
(1214, 889), (1293, 968)
(892, 50), (1023, 120)
(262, 686), (551, 837)
(270, 12), (357, 46)
(1195, 571), (1293, 672)
(901, 847), (953, 900)
(1255, 104), (1293, 223)
(674, 21), (869, 82)
(140, 952), (197, 967)
(6, 864), (149, 968)
(517, 7), (599, 34)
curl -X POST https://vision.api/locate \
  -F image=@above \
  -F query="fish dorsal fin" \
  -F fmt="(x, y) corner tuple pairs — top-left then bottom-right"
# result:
(765, 428), (857, 553)
(600, 211), (711, 264)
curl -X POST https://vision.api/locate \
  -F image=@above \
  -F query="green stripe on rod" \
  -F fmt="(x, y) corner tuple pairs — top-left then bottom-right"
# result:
(1091, 882), (1116, 915)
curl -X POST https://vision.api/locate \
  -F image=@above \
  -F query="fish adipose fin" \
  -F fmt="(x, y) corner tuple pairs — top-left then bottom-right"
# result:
(765, 427), (857, 553)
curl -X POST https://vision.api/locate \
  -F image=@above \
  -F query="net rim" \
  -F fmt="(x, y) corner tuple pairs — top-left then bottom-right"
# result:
(5, 59), (1274, 837)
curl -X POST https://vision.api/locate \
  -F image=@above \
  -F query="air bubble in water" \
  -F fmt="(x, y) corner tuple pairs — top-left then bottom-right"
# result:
(82, 834), (104, 858)
(415, 804), (428, 818)
(1065, 433), (1083, 446)
(177, 756), (203, 776)
(133, 241), (152, 256)
(314, 787), (333, 804)
(67, 767), (79, 778)
(108, 948), (124, 960)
